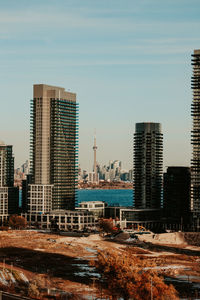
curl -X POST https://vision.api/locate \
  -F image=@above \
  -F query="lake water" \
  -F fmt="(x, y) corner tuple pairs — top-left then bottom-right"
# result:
(19, 189), (133, 207)
(78, 189), (133, 207)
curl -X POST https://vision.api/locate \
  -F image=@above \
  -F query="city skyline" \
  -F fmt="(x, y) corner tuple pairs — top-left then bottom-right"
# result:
(0, 1), (200, 170)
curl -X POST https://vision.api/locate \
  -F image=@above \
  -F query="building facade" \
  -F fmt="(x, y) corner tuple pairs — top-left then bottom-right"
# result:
(0, 142), (14, 187)
(163, 167), (191, 230)
(133, 122), (163, 209)
(0, 141), (19, 218)
(77, 201), (105, 217)
(191, 49), (200, 229)
(29, 84), (78, 213)
(22, 210), (97, 231)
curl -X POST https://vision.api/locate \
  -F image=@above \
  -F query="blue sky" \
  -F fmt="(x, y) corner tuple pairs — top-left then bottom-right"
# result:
(0, 0), (199, 171)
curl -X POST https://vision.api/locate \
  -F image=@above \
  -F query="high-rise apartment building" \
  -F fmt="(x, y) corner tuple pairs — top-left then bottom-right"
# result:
(191, 50), (200, 227)
(163, 167), (191, 229)
(0, 142), (14, 187)
(0, 141), (19, 217)
(29, 84), (78, 213)
(134, 122), (163, 209)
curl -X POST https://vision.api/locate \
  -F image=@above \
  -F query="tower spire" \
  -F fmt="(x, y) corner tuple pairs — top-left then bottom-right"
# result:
(93, 130), (98, 183)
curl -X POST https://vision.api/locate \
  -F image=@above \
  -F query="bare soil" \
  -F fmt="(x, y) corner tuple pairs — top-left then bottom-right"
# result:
(0, 230), (199, 299)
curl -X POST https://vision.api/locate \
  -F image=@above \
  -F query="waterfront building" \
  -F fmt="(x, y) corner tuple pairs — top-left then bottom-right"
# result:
(128, 169), (133, 182)
(88, 172), (99, 184)
(191, 49), (200, 230)
(98, 160), (122, 182)
(120, 171), (129, 182)
(29, 84), (78, 213)
(77, 201), (105, 217)
(134, 122), (163, 209)
(22, 210), (97, 231)
(0, 141), (19, 218)
(131, 122), (163, 227)
(82, 170), (88, 181)
(105, 206), (161, 231)
(163, 167), (191, 230)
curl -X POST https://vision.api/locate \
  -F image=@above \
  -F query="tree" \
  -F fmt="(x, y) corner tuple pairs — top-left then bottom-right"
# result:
(50, 218), (59, 232)
(99, 218), (119, 234)
(9, 215), (27, 229)
(92, 249), (178, 300)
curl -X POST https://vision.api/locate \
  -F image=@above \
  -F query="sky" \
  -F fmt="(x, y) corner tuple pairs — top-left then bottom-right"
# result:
(0, 0), (199, 171)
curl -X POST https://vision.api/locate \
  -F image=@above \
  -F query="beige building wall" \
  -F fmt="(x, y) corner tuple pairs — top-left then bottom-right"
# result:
(33, 84), (76, 185)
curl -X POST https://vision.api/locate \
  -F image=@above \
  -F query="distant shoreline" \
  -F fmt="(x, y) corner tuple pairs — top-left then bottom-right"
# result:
(78, 187), (132, 190)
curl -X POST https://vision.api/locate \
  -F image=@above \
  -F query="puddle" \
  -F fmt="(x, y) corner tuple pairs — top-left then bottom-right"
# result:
(74, 271), (101, 278)
(72, 263), (95, 271)
(85, 247), (97, 254)
(72, 257), (101, 279)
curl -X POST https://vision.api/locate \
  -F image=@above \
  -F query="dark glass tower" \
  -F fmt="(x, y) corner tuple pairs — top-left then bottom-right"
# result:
(30, 84), (78, 211)
(191, 49), (200, 221)
(0, 141), (19, 215)
(134, 122), (163, 209)
(163, 167), (191, 228)
(0, 143), (14, 187)
(50, 98), (78, 209)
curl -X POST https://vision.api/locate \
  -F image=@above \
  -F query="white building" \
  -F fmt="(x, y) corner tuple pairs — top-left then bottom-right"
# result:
(22, 210), (98, 231)
(28, 184), (53, 214)
(77, 201), (105, 217)
(88, 172), (99, 184)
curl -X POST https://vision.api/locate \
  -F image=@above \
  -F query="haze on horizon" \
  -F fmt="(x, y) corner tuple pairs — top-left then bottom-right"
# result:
(0, 0), (199, 172)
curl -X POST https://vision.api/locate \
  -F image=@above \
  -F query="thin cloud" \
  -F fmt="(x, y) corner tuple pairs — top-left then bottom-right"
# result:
(0, 9), (200, 34)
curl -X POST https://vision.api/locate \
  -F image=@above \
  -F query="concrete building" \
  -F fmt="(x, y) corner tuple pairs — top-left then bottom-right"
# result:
(163, 167), (191, 230)
(29, 84), (78, 213)
(105, 206), (161, 231)
(0, 141), (19, 219)
(88, 172), (99, 183)
(22, 210), (97, 231)
(191, 49), (200, 230)
(77, 201), (105, 217)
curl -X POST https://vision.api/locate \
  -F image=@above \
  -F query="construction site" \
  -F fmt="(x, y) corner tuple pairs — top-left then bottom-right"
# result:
(0, 229), (199, 299)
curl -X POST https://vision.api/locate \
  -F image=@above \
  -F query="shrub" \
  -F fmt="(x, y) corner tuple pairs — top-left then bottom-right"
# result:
(9, 215), (27, 229)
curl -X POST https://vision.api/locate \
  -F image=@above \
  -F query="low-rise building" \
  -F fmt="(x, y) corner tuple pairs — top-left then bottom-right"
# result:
(77, 201), (105, 217)
(22, 210), (98, 231)
(105, 206), (162, 231)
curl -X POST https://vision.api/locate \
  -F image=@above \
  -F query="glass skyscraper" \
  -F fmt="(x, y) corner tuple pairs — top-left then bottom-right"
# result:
(191, 49), (200, 226)
(0, 141), (19, 216)
(133, 122), (163, 209)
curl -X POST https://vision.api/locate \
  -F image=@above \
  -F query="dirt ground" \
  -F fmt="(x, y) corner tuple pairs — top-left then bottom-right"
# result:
(0, 230), (199, 299)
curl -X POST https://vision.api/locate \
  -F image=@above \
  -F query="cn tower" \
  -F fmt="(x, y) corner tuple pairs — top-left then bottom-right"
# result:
(93, 133), (98, 182)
